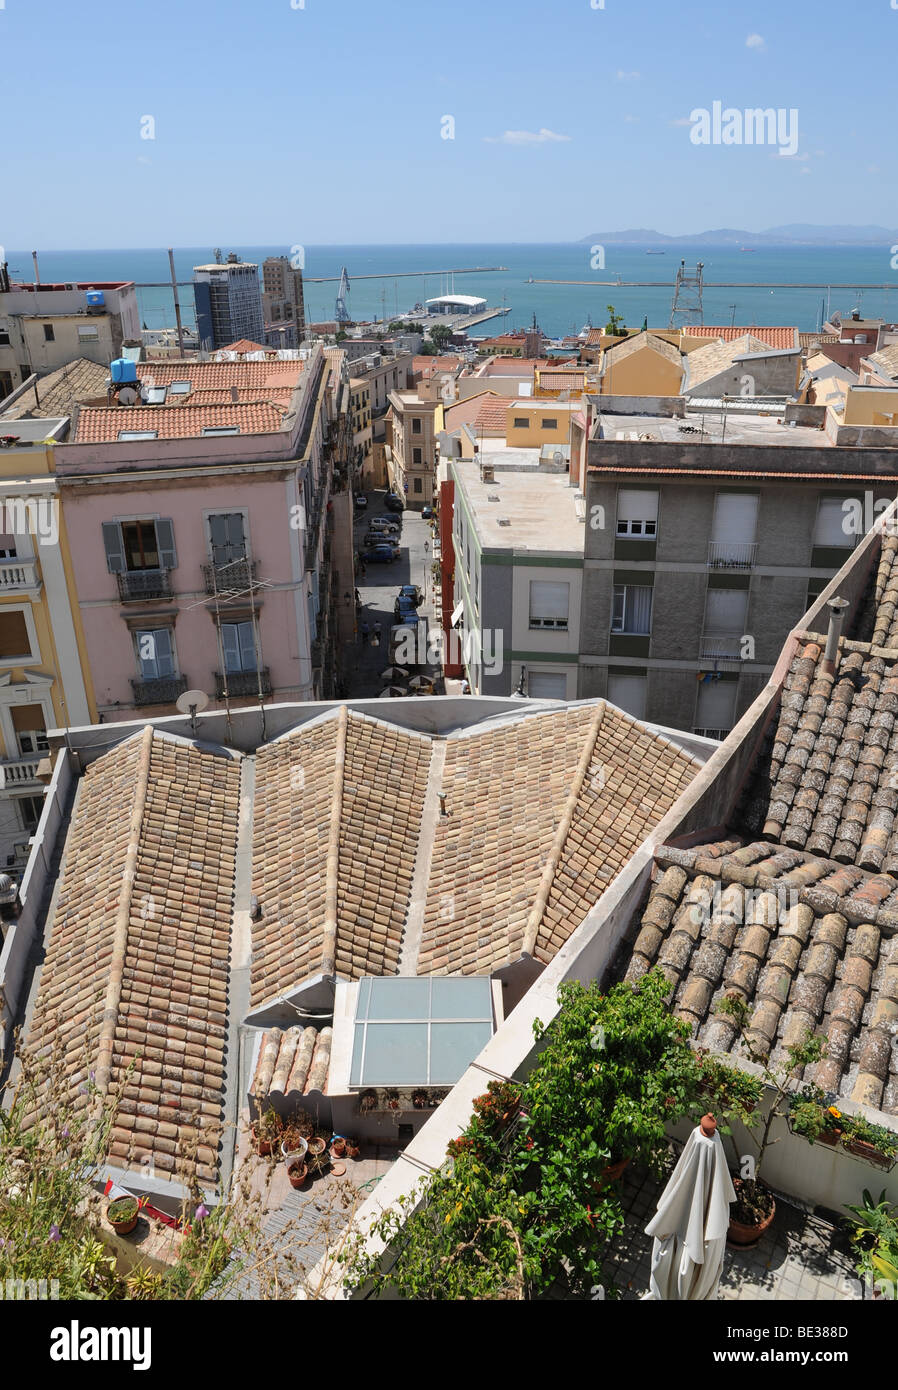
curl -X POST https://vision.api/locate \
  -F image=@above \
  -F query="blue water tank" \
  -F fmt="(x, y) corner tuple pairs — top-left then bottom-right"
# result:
(85, 289), (105, 308)
(110, 358), (138, 385)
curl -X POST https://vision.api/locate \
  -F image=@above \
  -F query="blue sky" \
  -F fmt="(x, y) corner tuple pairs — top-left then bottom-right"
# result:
(3, 0), (896, 247)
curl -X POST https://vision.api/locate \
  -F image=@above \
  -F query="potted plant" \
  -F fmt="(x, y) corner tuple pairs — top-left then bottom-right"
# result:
(844, 1189), (898, 1297)
(331, 1135), (347, 1157)
(286, 1157), (309, 1190)
(280, 1118), (309, 1162)
(360, 1088), (378, 1113)
(412, 1089), (428, 1110)
(787, 1086), (844, 1147)
(307, 1134), (327, 1157)
(843, 1116), (898, 1171)
(106, 1195), (140, 1236)
(345, 1136), (361, 1159)
(252, 1108), (284, 1156)
(307, 1146), (331, 1178)
(385, 1089), (401, 1112)
(714, 993), (827, 1248)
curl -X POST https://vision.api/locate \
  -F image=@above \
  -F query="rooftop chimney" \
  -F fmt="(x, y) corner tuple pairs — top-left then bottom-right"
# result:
(822, 596), (850, 675)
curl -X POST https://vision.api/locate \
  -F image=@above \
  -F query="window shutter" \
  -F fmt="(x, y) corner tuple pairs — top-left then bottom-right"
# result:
(220, 623), (241, 673)
(617, 488), (658, 524)
(607, 673), (647, 719)
(102, 522), (126, 573)
(528, 672), (568, 699)
(155, 518), (177, 569)
(529, 580), (570, 621)
(696, 679), (737, 731)
(238, 621), (257, 671)
(209, 513), (229, 564)
(155, 629), (175, 677)
(705, 589), (748, 633)
(711, 493), (758, 545)
(815, 497), (853, 548)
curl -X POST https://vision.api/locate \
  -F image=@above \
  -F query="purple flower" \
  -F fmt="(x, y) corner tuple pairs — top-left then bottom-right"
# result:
(48, 1225), (61, 1242)
(195, 1203), (209, 1221)
(62, 1127), (70, 1139)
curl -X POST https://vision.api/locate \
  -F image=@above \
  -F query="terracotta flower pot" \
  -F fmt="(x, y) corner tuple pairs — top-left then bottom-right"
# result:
(331, 1137), (346, 1157)
(251, 1125), (272, 1157)
(728, 1196), (776, 1248)
(346, 1141), (361, 1159)
(287, 1161), (308, 1189)
(308, 1137), (327, 1157)
(107, 1199), (139, 1236)
(818, 1128), (842, 1147)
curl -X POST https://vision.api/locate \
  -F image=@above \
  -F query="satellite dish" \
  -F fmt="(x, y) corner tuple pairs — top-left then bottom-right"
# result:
(117, 386), (138, 404)
(177, 689), (210, 714)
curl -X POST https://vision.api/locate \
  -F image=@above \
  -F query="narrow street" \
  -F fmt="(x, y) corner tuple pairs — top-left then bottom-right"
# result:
(339, 495), (441, 699)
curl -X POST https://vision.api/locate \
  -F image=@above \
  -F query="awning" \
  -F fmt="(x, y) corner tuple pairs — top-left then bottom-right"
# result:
(451, 599), (464, 626)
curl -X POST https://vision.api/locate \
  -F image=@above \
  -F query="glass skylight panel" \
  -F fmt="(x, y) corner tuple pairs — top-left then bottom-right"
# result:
(144, 387), (167, 405)
(168, 380), (191, 394)
(117, 430), (158, 440)
(350, 976), (495, 1086)
(202, 426), (240, 436)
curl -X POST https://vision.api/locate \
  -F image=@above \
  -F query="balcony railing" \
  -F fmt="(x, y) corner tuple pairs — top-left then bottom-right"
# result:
(0, 558), (41, 593)
(214, 668), (272, 699)
(707, 541), (758, 570)
(202, 558), (257, 597)
(699, 633), (749, 665)
(117, 568), (172, 601)
(130, 675), (188, 706)
(0, 756), (43, 790)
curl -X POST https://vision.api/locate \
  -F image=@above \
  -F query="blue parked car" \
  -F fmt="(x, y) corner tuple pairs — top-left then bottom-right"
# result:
(362, 544), (398, 564)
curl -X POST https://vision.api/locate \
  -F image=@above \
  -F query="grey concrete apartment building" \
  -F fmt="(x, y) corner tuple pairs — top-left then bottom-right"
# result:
(193, 257), (264, 350)
(579, 405), (898, 737)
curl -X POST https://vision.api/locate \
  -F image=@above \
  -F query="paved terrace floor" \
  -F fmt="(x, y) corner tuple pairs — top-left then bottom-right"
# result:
(550, 1152), (858, 1301)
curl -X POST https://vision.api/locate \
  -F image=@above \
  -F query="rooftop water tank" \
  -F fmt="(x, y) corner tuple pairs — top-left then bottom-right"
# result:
(110, 358), (139, 386)
(85, 289), (105, 308)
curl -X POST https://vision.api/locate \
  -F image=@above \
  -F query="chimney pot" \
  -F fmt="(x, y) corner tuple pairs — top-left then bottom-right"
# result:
(822, 596), (850, 673)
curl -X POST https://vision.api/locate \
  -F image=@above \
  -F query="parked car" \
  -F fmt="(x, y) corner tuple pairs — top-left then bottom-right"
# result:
(364, 532), (401, 554)
(394, 598), (419, 622)
(421, 506), (433, 519)
(362, 544), (399, 564)
(397, 584), (423, 607)
(368, 517), (400, 534)
(385, 492), (405, 513)
(354, 493), (368, 511)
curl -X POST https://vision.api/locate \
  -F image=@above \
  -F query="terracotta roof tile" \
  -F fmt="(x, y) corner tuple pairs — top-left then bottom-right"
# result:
(74, 401), (286, 442)
(688, 326), (798, 350)
(23, 730), (241, 1185)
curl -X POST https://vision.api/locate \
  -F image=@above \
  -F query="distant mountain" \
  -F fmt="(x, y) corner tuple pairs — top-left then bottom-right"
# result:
(579, 225), (898, 246)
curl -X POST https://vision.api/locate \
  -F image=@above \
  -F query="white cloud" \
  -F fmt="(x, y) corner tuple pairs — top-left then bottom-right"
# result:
(623, 114), (639, 123)
(616, 69), (640, 80)
(137, 156), (152, 165)
(670, 117), (693, 127)
(484, 128), (572, 145)
(745, 33), (766, 51)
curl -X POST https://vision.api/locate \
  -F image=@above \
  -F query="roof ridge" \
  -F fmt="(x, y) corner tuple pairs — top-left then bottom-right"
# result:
(92, 724), (154, 1099)
(522, 703), (607, 958)
(320, 705), (348, 977)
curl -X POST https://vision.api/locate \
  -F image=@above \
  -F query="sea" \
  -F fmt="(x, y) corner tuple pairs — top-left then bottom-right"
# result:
(6, 243), (898, 339)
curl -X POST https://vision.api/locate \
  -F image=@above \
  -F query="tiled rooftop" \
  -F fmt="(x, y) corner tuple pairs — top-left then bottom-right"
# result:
(603, 332), (682, 368)
(536, 371), (587, 392)
(23, 729), (241, 1186)
(625, 836), (898, 1114)
(74, 401), (287, 442)
(249, 709), (432, 1009)
(135, 361), (301, 390)
(0, 358), (109, 419)
(418, 704), (700, 974)
(688, 326), (798, 350)
(251, 1025), (333, 1103)
(684, 334), (784, 392)
(865, 343), (898, 383)
(218, 339), (269, 354)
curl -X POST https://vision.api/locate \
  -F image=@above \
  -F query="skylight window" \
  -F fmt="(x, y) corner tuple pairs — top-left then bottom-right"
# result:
(202, 425), (240, 436)
(168, 380), (191, 395)
(350, 976), (494, 1087)
(117, 430), (158, 441)
(144, 387), (167, 405)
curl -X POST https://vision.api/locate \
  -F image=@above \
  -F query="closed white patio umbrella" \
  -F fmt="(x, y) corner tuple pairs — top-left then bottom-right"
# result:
(642, 1115), (736, 1301)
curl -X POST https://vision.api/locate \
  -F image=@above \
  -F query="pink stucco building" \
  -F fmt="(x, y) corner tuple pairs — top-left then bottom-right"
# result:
(54, 345), (353, 720)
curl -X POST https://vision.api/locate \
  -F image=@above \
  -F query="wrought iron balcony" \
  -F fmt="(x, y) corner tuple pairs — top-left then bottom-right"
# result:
(707, 541), (758, 571)
(214, 668), (272, 699)
(117, 568), (172, 601)
(130, 675), (188, 706)
(202, 558), (257, 597)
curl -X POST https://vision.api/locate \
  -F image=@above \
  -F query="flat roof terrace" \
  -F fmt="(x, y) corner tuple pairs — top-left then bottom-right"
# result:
(452, 455), (585, 552)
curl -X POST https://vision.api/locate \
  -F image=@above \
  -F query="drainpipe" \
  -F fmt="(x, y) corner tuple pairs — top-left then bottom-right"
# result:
(821, 596), (849, 676)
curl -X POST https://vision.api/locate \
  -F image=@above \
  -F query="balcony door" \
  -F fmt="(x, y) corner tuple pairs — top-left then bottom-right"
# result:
(11, 704), (49, 758)
(221, 620), (258, 674)
(710, 493), (758, 567)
